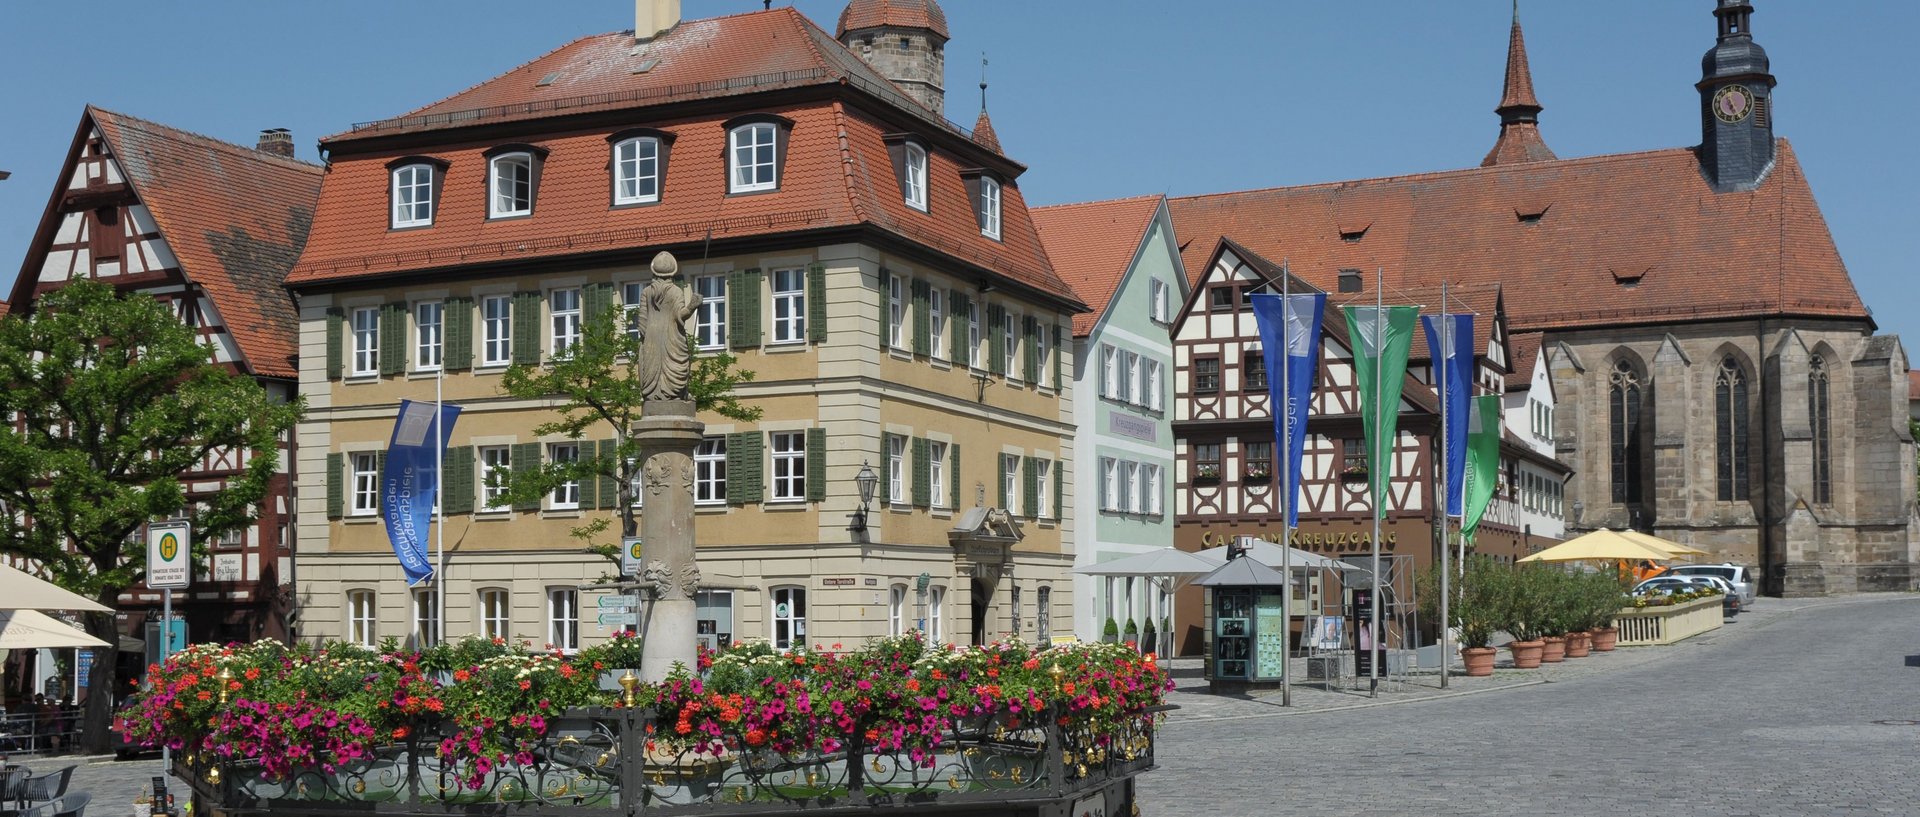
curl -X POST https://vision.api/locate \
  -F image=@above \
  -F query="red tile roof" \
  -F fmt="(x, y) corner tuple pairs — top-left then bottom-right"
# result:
(970, 109), (1002, 154)
(13, 108), (321, 378)
(1497, 16), (1542, 114)
(1165, 140), (1868, 335)
(1032, 195), (1162, 337)
(1908, 369), (1920, 402)
(836, 0), (950, 39)
(1507, 331), (1543, 389)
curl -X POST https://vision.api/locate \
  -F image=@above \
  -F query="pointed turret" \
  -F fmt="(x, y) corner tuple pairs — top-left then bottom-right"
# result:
(971, 108), (1002, 153)
(1481, 2), (1557, 167)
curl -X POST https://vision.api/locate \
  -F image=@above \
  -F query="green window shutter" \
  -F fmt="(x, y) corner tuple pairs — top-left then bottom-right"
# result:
(807, 427), (827, 503)
(584, 283), (614, 328)
(374, 451), (388, 511)
(950, 443), (963, 508)
(879, 433), (894, 506)
(807, 263), (827, 344)
(443, 446), (473, 514)
(730, 269), (762, 350)
(380, 302), (407, 375)
(512, 291), (541, 365)
(948, 291), (967, 363)
(1053, 459), (1064, 520)
(325, 308), (345, 380)
(727, 432), (763, 505)
(597, 439), (619, 509)
(444, 297), (473, 372)
(511, 442), (540, 512)
(997, 453), (1008, 512)
(326, 452), (344, 519)
(580, 441), (600, 511)
(1052, 323), (1063, 389)
(1023, 456), (1039, 519)
(988, 303), (1005, 377)
(912, 437), (931, 508)
(912, 279), (931, 357)
(1023, 315), (1038, 383)
(877, 268), (892, 351)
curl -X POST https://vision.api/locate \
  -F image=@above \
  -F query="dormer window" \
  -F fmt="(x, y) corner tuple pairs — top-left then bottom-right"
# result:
(387, 157), (447, 229)
(903, 143), (928, 211)
(730, 123), (778, 193)
(977, 177), (1002, 240)
(485, 144), (547, 219)
(609, 129), (673, 207)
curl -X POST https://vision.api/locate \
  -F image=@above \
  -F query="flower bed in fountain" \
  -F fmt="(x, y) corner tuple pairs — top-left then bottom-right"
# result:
(122, 635), (1171, 810)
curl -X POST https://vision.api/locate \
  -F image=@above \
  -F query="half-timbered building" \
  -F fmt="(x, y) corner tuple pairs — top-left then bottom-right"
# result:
(8, 107), (321, 653)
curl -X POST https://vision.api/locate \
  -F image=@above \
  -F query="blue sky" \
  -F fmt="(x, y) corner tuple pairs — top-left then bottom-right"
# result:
(2, 1), (1914, 347)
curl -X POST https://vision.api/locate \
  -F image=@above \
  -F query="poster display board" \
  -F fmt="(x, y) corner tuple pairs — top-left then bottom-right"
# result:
(1255, 593), (1287, 678)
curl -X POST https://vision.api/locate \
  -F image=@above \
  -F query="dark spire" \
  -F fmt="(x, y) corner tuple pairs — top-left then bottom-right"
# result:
(1697, 0), (1776, 191)
(1481, 1), (1556, 167)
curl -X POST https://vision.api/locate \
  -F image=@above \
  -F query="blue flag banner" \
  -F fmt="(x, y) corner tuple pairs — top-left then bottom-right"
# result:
(383, 399), (462, 586)
(1251, 292), (1326, 528)
(1421, 313), (1474, 517)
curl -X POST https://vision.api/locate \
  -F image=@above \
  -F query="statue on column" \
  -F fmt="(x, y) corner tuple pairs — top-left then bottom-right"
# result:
(634, 251), (702, 401)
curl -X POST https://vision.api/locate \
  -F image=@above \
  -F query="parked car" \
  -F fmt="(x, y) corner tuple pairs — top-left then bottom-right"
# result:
(1684, 575), (1743, 615)
(1631, 576), (1698, 597)
(1665, 564), (1757, 607)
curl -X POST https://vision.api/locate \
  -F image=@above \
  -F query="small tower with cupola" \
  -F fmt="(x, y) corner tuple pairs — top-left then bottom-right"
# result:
(1698, 0), (1777, 192)
(837, 0), (949, 116)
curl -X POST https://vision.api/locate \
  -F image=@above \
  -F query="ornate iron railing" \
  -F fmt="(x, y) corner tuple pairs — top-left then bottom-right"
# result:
(175, 704), (1165, 816)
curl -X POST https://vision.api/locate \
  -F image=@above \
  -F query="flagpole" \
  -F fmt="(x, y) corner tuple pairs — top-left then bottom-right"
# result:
(1278, 263), (1292, 707)
(435, 363), (445, 644)
(1370, 267), (1383, 698)
(1437, 282), (1450, 690)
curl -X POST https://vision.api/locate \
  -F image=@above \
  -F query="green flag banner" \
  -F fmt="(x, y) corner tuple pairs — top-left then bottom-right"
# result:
(1461, 393), (1502, 543)
(1341, 305), (1420, 519)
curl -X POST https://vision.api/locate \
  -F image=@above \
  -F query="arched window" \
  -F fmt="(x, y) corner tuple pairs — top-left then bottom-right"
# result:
(1608, 359), (1645, 504)
(1809, 356), (1832, 504)
(488, 151), (535, 218)
(1714, 357), (1750, 501)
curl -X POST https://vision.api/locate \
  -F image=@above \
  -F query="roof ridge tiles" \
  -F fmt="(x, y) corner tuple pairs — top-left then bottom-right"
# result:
(87, 105), (324, 173)
(1167, 143), (1704, 206)
(1031, 193), (1166, 213)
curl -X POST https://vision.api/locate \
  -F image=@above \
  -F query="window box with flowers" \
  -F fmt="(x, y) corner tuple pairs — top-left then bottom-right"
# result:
(1339, 466), (1369, 484)
(1193, 464), (1222, 484)
(1242, 463), (1273, 482)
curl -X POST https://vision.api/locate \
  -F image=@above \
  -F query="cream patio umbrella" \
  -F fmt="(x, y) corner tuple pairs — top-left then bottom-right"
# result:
(1616, 529), (1711, 559)
(0, 610), (109, 650)
(0, 563), (111, 612)
(1517, 528), (1675, 563)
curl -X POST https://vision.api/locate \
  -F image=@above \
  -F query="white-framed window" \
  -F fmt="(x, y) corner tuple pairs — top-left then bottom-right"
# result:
(903, 143), (928, 211)
(1036, 586), (1052, 643)
(1149, 278), (1170, 323)
(771, 431), (806, 502)
(928, 288), (947, 361)
(888, 585), (907, 636)
(347, 589), (377, 648)
(1101, 457), (1119, 511)
(548, 443), (580, 509)
(412, 588), (440, 648)
(967, 300), (982, 368)
(729, 123), (778, 193)
(1102, 345), (1119, 400)
(772, 268), (806, 344)
(694, 275), (727, 349)
(887, 435), (906, 503)
(694, 436), (727, 504)
(482, 295), (511, 366)
(547, 587), (579, 652)
(1145, 463), (1163, 515)
(1146, 359), (1164, 411)
(479, 446), (511, 510)
(1125, 351), (1142, 405)
(928, 585), (945, 643)
(351, 307), (379, 376)
(623, 281), (644, 342)
(613, 137), (660, 205)
(929, 440), (948, 507)
(978, 177), (1002, 240)
(414, 301), (443, 371)
(351, 452), (379, 516)
(391, 164), (435, 228)
(1036, 460), (1053, 519)
(771, 585), (806, 650)
(1123, 460), (1141, 513)
(489, 152), (534, 218)
(479, 588), (510, 642)
(1003, 453), (1020, 514)
(550, 288), (581, 358)
(887, 274), (906, 350)
(1001, 310), (1017, 378)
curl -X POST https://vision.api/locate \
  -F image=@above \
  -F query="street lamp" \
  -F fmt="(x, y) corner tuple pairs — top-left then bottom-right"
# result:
(848, 460), (879, 533)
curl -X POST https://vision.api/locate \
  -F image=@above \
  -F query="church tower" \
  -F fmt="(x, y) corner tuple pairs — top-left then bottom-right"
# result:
(1482, 2), (1556, 167)
(837, 0), (949, 116)
(1698, 0), (1777, 192)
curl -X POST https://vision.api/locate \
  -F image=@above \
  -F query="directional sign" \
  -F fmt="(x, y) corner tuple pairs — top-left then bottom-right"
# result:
(620, 536), (644, 578)
(598, 611), (638, 627)
(147, 521), (192, 590)
(597, 595), (638, 610)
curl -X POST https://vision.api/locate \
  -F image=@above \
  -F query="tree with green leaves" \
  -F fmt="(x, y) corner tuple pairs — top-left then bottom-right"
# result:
(0, 280), (302, 752)
(493, 292), (761, 568)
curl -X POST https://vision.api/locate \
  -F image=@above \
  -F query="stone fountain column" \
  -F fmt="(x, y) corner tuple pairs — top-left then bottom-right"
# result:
(635, 398), (704, 683)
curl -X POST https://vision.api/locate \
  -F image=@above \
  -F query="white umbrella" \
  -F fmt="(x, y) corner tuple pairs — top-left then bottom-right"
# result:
(1195, 540), (1371, 575)
(0, 610), (109, 650)
(1074, 548), (1220, 579)
(0, 563), (111, 612)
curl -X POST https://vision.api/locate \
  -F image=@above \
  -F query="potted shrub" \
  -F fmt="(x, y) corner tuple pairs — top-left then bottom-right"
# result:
(1588, 571), (1626, 651)
(1160, 617), (1173, 655)
(1122, 618), (1140, 647)
(1102, 617), (1120, 643)
(1501, 565), (1548, 669)
(1140, 620), (1158, 656)
(1418, 557), (1507, 677)
(1538, 570), (1572, 664)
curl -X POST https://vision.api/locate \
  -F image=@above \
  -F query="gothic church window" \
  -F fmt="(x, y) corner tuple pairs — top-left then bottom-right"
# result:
(1714, 357), (1750, 501)
(1809, 356), (1832, 504)
(1608, 359), (1645, 504)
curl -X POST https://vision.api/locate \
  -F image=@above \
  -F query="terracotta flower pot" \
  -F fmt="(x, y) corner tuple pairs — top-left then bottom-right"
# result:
(1564, 631), (1591, 658)
(1508, 640), (1545, 669)
(1590, 627), (1618, 652)
(1461, 646), (1497, 677)
(1541, 636), (1567, 663)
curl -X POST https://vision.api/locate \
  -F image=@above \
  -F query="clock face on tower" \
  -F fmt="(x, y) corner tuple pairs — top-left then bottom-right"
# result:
(1713, 84), (1755, 123)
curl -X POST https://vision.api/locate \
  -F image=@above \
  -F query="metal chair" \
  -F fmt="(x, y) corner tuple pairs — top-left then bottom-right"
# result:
(0, 768), (29, 804)
(48, 792), (85, 817)
(15, 767), (70, 810)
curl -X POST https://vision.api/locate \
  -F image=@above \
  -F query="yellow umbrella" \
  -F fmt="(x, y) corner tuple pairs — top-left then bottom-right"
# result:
(1616, 529), (1710, 559)
(1517, 528), (1674, 563)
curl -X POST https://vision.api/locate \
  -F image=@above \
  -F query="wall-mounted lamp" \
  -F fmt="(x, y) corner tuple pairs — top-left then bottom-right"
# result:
(848, 460), (879, 533)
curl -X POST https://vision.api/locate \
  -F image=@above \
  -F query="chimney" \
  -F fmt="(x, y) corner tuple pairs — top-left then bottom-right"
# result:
(635, 0), (680, 42)
(256, 128), (294, 158)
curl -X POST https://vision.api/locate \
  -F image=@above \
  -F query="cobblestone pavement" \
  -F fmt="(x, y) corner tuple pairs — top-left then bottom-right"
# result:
(1141, 593), (1920, 816)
